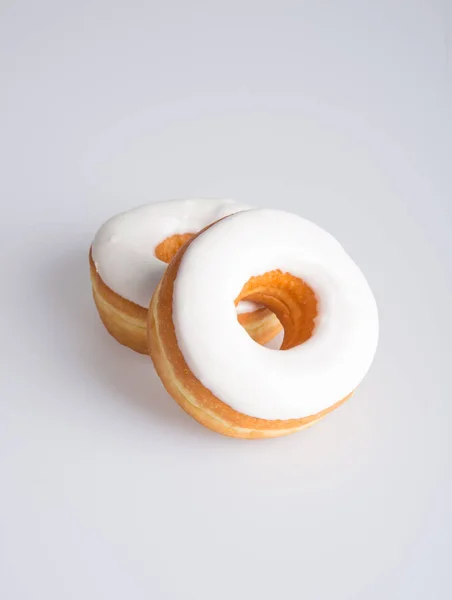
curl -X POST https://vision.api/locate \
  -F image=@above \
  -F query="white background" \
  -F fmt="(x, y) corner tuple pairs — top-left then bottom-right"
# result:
(1, 1), (451, 598)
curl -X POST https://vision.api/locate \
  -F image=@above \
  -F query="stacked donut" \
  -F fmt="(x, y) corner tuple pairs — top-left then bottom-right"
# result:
(90, 199), (378, 439)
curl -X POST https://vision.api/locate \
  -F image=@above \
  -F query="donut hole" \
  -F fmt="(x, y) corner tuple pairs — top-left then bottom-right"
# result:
(235, 270), (318, 350)
(155, 233), (195, 263)
(236, 306), (282, 348)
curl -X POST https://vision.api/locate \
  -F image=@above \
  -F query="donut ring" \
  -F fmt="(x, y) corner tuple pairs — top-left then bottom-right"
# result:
(148, 209), (378, 439)
(90, 200), (282, 354)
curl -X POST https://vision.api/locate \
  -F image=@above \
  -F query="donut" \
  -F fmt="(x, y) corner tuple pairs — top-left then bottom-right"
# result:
(90, 199), (282, 354)
(148, 209), (379, 439)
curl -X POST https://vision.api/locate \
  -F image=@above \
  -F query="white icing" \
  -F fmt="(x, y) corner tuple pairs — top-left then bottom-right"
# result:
(92, 199), (256, 310)
(235, 300), (264, 314)
(173, 209), (379, 421)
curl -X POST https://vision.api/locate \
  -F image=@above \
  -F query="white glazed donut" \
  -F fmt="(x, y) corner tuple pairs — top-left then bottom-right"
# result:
(148, 208), (379, 438)
(89, 199), (281, 354)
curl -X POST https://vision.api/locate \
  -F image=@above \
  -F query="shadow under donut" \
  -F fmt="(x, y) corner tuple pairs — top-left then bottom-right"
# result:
(44, 241), (208, 437)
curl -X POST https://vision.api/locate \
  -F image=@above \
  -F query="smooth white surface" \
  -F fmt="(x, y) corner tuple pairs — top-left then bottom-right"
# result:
(91, 198), (252, 307)
(1, 1), (451, 599)
(174, 209), (379, 419)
